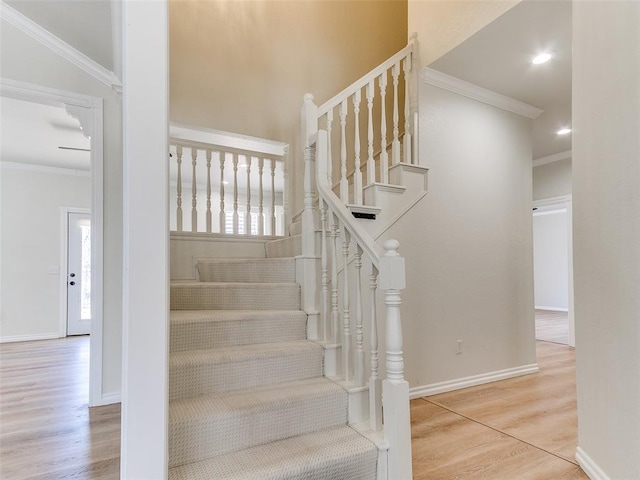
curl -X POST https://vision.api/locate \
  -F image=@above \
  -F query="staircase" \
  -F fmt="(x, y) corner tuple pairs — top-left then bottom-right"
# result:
(168, 233), (379, 479)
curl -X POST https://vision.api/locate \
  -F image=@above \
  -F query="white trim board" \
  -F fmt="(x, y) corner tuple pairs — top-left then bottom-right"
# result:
(0, 3), (121, 90)
(100, 392), (121, 406)
(535, 306), (569, 312)
(409, 363), (539, 399)
(575, 447), (612, 480)
(420, 68), (543, 120)
(0, 332), (60, 343)
(533, 150), (572, 168)
(170, 123), (288, 157)
(1, 160), (90, 177)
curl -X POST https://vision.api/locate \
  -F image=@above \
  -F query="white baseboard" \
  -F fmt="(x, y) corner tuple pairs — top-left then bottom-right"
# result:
(0, 332), (61, 343)
(535, 305), (569, 312)
(409, 363), (539, 399)
(575, 447), (611, 480)
(94, 392), (121, 406)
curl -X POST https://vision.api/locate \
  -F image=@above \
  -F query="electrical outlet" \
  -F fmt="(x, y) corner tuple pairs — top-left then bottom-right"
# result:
(456, 340), (463, 354)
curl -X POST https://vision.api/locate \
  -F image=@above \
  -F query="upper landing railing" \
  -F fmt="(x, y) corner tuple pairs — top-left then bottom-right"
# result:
(169, 141), (287, 236)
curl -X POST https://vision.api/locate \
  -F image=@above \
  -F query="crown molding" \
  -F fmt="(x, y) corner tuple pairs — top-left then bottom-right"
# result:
(533, 150), (572, 167)
(421, 68), (543, 120)
(0, 2), (122, 90)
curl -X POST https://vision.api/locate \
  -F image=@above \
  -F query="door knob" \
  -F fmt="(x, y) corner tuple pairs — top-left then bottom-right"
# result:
(70, 273), (76, 277)
(69, 281), (76, 286)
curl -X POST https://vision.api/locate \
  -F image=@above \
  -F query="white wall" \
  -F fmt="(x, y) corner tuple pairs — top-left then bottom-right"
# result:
(383, 81), (536, 391)
(533, 211), (568, 311)
(0, 166), (91, 341)
(573, 2), (640, 478)
(1, 19), (123, 398)
(532, 158), (572, 200)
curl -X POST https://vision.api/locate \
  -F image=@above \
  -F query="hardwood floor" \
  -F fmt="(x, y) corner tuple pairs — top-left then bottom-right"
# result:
(412, 340), (587, 479)
(535, 309), (569, 344)
(0, 336), (120, 480)
(1, 336), (584, 479)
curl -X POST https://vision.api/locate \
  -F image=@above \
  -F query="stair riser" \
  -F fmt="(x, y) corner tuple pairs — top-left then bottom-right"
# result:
(169, 389), (347, 467)
(170, 284), (300, 310)
(197, 260), (296, 283)
(169, 348), (322, 400)
(170, 315), (306, 351)
(265, 235), (302, 258)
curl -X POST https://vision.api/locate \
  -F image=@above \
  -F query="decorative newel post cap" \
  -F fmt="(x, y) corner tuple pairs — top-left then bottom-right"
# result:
(383, 239), (401, 256)
(379, 239), (405, 290)
(304, 93), (315, 103)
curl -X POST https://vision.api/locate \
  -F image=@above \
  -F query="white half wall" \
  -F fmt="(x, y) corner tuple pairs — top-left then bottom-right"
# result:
(384, 79), (536, 391)
(0, 165), (90, 341)
(533, 210), (569, 311)
(573, 2), (640, 479)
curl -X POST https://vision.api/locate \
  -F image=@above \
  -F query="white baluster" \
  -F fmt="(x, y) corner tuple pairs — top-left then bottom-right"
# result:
(353, 90), (362, 205)
(391, 62), (401, 165)
(369, 265), (382, 431)
(219, 152), (226, 234)
(206, 150), (212, 233)
(326, 110), (333, 186)
(379, 71), (389, 183)
(233, 153), (239, 234)
(320, 201), (330, 341)
(330, 214), (340, 344)
(191, 147), (198, 232)
(403, 55), (412, 165)
(270, 159), (276, 235)
(258, 158), (264, 236)
(176, 145), (183, 232)
(366, 80), (375, 185)
(283, 147), (290, 233)
(339, 100), (348, 202)
(354, 245), (365, 386)
(245, 156), (252, 235)
(341, 225), (351, 381)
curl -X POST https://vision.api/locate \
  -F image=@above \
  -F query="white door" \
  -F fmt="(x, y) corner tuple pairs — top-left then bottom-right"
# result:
(67, 212), (91, 335)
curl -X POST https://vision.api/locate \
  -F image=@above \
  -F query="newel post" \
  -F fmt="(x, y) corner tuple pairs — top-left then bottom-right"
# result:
(380, 239), (412, 480)
(300, 94), (321, 339)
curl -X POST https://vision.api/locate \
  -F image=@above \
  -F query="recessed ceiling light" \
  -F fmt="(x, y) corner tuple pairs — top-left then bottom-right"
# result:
(532, 52), (553, 65)
(222, 180), (229, 185)
(557, 128), (572, 135)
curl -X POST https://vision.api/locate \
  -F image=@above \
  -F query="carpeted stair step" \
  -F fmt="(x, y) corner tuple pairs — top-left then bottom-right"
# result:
(169, 377), (347, 467)
(168, 425), (378, 480)
(169, 340), (322, 400)
(265, 234), (302, 258)
(196, 257), (296, 283)
(170, 282), (300, 310)
(170, 310), (307, 352)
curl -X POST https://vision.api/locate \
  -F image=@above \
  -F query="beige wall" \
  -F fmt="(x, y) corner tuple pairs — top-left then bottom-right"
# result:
(408, 0), (520, 67)
(170, 0), (408, 214)
(532, 158), (572, 201)
(0, 19), (123, 398)
(573, 1), (640, 477)
(383, 82), (536, 389)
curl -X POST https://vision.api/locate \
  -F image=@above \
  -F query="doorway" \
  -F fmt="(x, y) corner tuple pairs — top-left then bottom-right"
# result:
(66, 210), (92, 336)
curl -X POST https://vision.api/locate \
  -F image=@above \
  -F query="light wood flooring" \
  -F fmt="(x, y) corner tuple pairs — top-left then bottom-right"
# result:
(0, 336), (120, 480)
(1, 336), (584, 479)
(412, 340), (586, 479)
(535, 309), (570, 344)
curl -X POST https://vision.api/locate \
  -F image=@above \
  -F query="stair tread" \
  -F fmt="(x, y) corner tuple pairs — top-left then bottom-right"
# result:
(171, 281), (299, 287)
(197, 257), (295, 264)
(170, 340), (320, 367)
(168, 425), (378, 480)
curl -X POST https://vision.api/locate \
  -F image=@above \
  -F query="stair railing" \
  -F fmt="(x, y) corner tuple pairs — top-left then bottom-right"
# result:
(300, 40), (416, 479)
(169, 141), (287, 236)
(315, 35), (418, 207)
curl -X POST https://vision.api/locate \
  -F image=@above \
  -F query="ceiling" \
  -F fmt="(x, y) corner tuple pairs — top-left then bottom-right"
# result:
(0, 96), (91, 170)
(428, 0), (572, 160)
